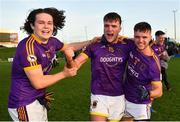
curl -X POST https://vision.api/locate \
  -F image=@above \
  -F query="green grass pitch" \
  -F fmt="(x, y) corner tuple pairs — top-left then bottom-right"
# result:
(0, 58), (180, 120)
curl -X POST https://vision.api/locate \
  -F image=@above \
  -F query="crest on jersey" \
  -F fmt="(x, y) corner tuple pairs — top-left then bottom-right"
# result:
(139, 63), (146, 71)
(27, 54), (37, 62)
(45, 50), (51, 59)
(108, 46), (114, 53)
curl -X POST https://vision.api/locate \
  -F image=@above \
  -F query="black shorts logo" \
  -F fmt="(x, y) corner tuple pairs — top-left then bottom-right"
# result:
(92, 100), (98, 109)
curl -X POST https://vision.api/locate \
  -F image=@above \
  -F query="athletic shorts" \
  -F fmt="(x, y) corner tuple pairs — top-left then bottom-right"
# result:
(90, 94), (125, 120)
(124, 100), (151, 120)
(8, 100), (47, 121)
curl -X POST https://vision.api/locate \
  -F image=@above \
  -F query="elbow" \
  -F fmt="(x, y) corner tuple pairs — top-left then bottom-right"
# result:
(30, 80), (44, 90)
(159, 90), (163, 97)
(33, 85), (44, 90)
(150, 89), (163, 99)
(159, 85), (163, 97)
(156, 90), (163, 98)
(32, 83), (44, 90)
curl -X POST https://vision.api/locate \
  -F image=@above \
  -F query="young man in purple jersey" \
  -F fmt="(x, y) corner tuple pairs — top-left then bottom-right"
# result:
(123, 22), (163, 121)
(151, 30), (171, 91)
(8, 7), (96, 121)
(71, 12), (135, 121)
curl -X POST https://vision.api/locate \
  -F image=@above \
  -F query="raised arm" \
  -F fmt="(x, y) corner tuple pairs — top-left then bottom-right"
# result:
(66, 37), (101, 51)
(62, 37), (100, 68)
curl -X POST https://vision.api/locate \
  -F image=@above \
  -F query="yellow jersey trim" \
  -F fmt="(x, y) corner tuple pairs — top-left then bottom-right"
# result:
(24, 65), (42, 71)
(151, 81), (162, 84)
(109, 120), (119, 122)
(26, 36), (38, 66)
(80, 52), (89, 59)
(90, 112), (108, 117)
(31, 34), (41, 44)
(152, 52), (161, 71)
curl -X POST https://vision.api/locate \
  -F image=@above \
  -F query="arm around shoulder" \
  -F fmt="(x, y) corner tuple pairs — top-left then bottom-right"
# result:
(66, 36), (101, 51)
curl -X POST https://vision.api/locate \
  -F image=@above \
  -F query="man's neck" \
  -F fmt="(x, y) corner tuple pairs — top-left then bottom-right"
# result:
(139, 46), (153, 56)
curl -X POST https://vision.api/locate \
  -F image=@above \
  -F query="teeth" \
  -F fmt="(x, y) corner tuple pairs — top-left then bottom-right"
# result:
(42, 32), (49, 33)
(42, 30), (49, 32)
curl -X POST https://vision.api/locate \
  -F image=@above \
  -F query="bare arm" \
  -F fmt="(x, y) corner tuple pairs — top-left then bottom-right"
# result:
(150, 81), (163, 100)
(63, 48), (75, 68)
(66, 37), (101, 51)
(24, 65), (77, 90)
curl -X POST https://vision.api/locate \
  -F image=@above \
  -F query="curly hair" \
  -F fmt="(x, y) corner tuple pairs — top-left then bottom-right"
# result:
(21, 7), (66, 36)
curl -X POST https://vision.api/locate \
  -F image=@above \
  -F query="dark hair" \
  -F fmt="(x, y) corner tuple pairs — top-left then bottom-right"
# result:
(21, 7), (65, 36)
(155, 30), (165, 36)
(103, 12), (121, 24)
(134, 22), (151, 32)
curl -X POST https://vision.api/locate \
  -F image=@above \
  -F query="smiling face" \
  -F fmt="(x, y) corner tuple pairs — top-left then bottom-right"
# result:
(31, 13), (54, 42)
(156, 34), (165, 45)
(134, 30), (152, 51)
(104, 20), (121, 43)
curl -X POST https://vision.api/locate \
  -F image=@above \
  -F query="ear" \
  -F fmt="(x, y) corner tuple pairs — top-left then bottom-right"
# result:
(30, 23), (34, 30)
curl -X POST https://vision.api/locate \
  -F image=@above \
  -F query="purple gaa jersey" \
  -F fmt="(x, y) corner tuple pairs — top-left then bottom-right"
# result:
(82, 35), (135, 96)
(124, 49), (161, 104)
(8, 34), (64, 108)
(151, 42), (165, 57)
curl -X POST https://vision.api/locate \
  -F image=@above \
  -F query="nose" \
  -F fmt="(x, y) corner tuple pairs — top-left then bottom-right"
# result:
(44, 23), (49, 28)
(136, 37), (144, 44)
(108, 26), (113, 31)
(139, 37), (144, 42)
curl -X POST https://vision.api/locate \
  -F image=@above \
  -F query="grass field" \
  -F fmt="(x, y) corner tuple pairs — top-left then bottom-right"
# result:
(0, 57), (180, 121)
(0, 48), (16, 61)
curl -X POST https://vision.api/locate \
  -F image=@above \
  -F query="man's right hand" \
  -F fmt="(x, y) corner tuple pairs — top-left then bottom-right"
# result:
(63, 64), (77, 78)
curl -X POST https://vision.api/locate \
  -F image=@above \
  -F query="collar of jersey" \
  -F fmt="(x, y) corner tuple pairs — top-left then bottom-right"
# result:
(31, 34), (42, 44)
